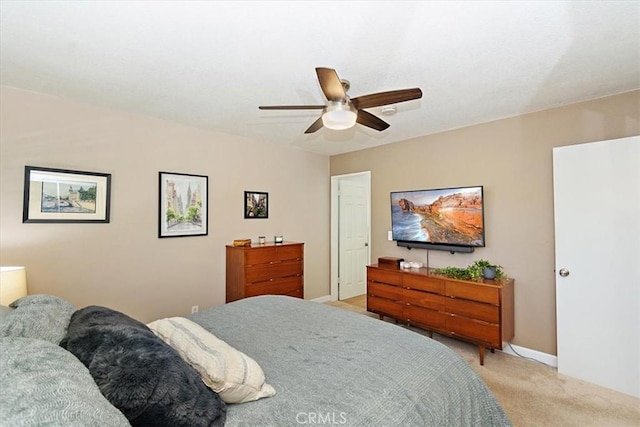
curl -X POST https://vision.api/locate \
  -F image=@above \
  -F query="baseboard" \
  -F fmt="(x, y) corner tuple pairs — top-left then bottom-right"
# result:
(311, 295), (332, 304)
(501, 343), (557, 367)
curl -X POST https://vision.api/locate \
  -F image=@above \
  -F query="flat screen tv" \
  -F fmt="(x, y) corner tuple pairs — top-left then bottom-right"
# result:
(390, 185), (485, 249)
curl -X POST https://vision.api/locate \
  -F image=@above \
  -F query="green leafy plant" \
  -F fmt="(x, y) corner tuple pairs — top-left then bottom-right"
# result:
(432, 259), (505, 281)
(431, 266), (472, 280)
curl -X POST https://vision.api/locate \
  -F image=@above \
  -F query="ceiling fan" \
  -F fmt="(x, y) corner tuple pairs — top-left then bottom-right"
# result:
(258, 67), (422, 133)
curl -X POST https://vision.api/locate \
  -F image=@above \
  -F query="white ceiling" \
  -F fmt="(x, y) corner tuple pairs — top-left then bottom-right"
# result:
(1, 1), (639, 156)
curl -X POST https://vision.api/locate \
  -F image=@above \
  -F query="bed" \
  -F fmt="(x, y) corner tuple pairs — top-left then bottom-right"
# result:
(0, 294), (510, 426)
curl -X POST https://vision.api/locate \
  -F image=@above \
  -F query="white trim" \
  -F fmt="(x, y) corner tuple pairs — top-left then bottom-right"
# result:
(500, 343), (558, 367)
(310, 295), (332, 303)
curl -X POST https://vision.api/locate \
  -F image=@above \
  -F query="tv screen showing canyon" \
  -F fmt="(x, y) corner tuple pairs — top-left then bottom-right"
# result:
(390, 186), (485, 247)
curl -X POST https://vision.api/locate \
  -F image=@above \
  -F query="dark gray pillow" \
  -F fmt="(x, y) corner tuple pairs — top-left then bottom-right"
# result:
(0, 336), (130, 426)
(0, 294), (76, 344)
(60, 306), (226, 427)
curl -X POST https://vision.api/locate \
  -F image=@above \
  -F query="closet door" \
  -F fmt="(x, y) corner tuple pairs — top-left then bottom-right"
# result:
(553, 135), (639, 397)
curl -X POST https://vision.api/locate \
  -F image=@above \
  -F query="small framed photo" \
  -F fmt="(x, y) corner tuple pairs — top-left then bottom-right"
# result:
(159, 172), (208, 238)
(23, 165), (111, 223)
(244, 191), (268, 219)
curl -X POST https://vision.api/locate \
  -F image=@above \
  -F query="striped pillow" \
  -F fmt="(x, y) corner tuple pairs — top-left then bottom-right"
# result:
(147, 317), (275, 404)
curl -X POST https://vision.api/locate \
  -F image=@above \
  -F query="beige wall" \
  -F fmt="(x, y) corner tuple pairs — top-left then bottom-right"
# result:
(0, 86), (330, 323)
(330, 90), (640, 355)
(3, 86), (638, 354)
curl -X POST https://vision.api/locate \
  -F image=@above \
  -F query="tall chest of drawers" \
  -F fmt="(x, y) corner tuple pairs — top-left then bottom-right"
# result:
(226, 242), (304, 303)
(367, 264), (514, 365)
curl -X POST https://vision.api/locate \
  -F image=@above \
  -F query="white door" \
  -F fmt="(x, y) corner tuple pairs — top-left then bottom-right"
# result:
(553, 135), (640, 398)
(338, 178), (369, 300)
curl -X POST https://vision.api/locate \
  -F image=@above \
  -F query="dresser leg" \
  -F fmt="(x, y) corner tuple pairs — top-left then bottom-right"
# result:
(478, 345), (485, 366)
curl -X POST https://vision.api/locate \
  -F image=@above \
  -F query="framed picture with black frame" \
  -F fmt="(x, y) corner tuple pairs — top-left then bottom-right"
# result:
(22, 165), (111, 223)
(158, 171), (208, 238)
(244, 191), (268, 219)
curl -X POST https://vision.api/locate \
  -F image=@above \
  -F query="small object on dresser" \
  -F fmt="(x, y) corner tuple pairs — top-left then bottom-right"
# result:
(274, 235), (283, 244)
(258, 236), (266, 245)
(233, 239), (252, 247)
(378, 257), (404, 269)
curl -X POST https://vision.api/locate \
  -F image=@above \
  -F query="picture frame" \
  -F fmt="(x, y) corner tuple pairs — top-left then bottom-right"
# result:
(159, 171), (208, 238)
(244, 191), (268, 219)
(22, 165), (111, 223)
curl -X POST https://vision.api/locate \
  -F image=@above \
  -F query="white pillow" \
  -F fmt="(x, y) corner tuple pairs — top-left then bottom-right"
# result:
(147, 317), (275, 403)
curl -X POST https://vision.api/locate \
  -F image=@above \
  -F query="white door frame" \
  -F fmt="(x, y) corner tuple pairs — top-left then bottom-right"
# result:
(330, 171), (371, 301)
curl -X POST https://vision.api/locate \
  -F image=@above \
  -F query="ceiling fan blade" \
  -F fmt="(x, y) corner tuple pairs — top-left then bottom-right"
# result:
(356, 110), (390, 131)
(316, 67), (346, 101)
(259, 105), (325, 110)
(304, 117), (324, 134)
(351, 88), (422, 110)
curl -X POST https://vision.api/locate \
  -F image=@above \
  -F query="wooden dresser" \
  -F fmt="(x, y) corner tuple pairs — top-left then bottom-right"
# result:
(367, 264), (514, 365)
(226, 242), (304, 303)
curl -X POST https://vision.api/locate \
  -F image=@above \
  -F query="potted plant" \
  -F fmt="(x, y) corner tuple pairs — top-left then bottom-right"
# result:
(471, 259), (505, 280)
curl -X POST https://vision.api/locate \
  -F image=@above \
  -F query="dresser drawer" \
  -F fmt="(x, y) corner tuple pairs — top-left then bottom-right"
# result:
(367, 267), (402, 286)
(245, 260), (302, 283)
(446, 314), (500, 347)
(245, 276), (302, 298)
(404, 305), (446, 330)
(244, 247), (276, 265)
(446, 298), (499, 323)
(367, 295), (404, 318)
(274, 244), (303, 261)
(445, 281), (499, 304)
(245, 244), (303, 265)
(368, 282), (403, 301)
(403, 288), (445, 311)
(403, 274), (444, 294)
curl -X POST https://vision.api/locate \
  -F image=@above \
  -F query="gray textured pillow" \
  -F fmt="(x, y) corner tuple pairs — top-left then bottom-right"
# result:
(0, 337), (130, 426)
(0, 305), (14, 317)
(0, 294), (76, 344)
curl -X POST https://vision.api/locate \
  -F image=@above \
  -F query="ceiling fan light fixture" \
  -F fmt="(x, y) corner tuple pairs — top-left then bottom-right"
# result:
(322, 101), (357, 130)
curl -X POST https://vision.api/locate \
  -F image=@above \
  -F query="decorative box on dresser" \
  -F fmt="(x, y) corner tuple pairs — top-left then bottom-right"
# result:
(367, 264), (514, 365)
(226, 242), (304, 303)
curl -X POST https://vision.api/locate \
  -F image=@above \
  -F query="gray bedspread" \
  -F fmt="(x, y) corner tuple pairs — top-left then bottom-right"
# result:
(190, 295), (511, 426)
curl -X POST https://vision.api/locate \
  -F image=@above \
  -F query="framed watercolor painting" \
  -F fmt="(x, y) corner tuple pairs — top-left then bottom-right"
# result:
(22, 166), (111, 223)
(159, 171), (208, 238)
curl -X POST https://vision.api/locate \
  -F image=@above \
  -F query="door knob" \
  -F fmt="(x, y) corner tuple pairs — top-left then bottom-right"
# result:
(559, 268), (570, 277)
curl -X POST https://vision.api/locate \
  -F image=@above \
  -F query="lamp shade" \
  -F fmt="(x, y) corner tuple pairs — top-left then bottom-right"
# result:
(0, 266), (28, 306)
